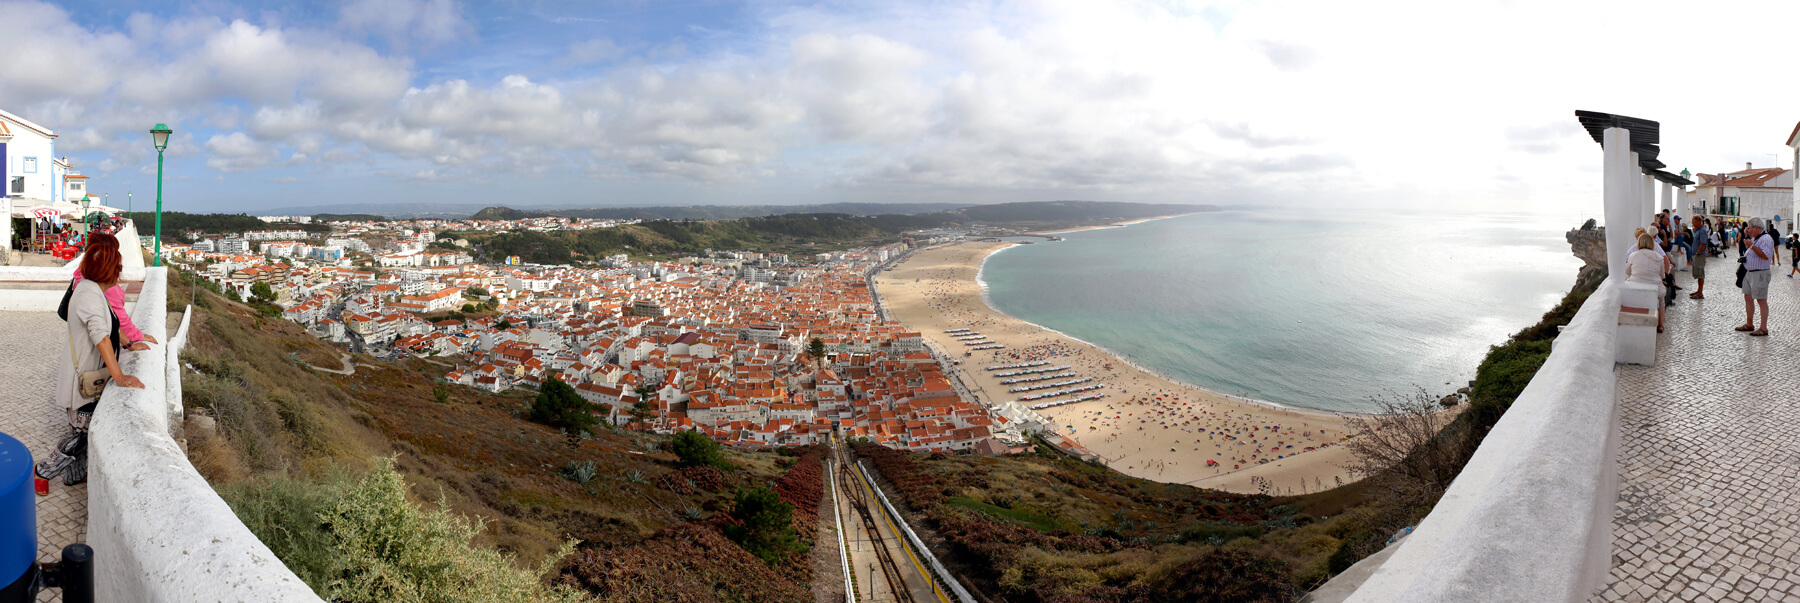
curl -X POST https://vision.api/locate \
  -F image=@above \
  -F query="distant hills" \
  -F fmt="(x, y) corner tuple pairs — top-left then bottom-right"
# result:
(469, 200), (1216, 226)
(459, 201), (1217, 265)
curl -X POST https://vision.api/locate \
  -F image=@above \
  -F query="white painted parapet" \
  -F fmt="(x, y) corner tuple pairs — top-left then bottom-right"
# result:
(1615, 282), (1659, 366)
(86, 268), (323, 602)
(1345, 278), (1622, 603)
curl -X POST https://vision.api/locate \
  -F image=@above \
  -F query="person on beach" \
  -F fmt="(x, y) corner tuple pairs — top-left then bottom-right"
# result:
(1690, 216), (1710, 299)
(1626, 233), (1665, 333)
(1737, 218), (1774, 337)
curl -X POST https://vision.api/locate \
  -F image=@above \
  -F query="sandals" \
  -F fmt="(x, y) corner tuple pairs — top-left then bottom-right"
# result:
(1690, 293), (1705, 299)
(1752, 330), (1770, 337)
(1736, 325), (1756, 332)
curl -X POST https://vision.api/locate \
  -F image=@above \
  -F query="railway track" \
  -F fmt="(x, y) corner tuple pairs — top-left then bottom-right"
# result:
(838, 449), (916, 603)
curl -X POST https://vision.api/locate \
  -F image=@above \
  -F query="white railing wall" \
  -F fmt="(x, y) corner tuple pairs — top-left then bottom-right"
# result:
(85, 268), (323, 602)
(831, 462), (855, 602)
(1345, 278), (1622, 602)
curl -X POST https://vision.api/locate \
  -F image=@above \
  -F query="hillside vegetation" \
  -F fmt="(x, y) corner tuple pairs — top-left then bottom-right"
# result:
(544, 202), (968, 221)
(171, 270), (824, 602)
(468, 201), (1219, 264)
(126, 211), (328, 243)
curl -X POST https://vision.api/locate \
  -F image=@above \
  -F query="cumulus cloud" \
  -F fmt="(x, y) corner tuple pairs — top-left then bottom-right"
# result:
(204, 131), (279, 171)
(338, 0), (471, 47)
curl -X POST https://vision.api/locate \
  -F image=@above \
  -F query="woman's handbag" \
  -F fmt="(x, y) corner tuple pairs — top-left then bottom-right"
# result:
(57, 280), (73, 320)
(67, 329), (109, 399)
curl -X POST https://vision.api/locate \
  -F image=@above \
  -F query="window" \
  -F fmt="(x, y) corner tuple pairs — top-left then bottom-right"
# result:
(70, 183), (82, 191)
(21, 157), (35, 174)
(8, 177), (20, 194)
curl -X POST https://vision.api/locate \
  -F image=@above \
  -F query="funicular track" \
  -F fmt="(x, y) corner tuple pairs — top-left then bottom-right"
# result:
(835, 442), (918, 603)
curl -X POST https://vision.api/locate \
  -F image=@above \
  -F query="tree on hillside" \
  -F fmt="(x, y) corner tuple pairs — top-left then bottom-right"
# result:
(495, 319), (512, 330)
(528, 377), (598, 435)
(466, 286), (489, 297)
(671, 429), (731, 470)
(807, 338), (826, 366)
(250, 281), (276, 304)
(724, 487), (805, 565)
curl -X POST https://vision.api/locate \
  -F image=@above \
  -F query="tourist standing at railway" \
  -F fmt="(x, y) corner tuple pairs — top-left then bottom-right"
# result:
(1690, 216), (1709, 299)
(1737, 218), (1774, 337)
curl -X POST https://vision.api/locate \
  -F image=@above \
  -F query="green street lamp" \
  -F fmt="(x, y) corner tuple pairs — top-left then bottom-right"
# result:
(150, 123), (171, 267)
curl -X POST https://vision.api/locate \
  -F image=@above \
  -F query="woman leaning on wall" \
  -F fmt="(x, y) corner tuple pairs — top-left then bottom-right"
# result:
(35, 234), (149, 494)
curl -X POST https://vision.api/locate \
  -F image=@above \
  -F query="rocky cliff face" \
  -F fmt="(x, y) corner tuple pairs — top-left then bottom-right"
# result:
(1567, 222), (1607, 291)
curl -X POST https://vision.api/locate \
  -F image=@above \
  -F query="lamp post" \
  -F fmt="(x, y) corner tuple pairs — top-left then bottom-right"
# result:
(150, 124), (171, 267)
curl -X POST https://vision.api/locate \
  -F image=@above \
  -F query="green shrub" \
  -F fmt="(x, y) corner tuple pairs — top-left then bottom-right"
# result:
(217, 471), (343, 591)
(222, 458), (588, 603)
(724, 487), (805, 566)
(670, 429), (732, 470)
(1469, 339), (1552, 413)
(527, 377), (598, 435)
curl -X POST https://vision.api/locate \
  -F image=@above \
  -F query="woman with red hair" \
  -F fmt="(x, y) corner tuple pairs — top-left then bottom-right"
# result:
(68, 234), (155, 347)
(35, 237), (148, 493)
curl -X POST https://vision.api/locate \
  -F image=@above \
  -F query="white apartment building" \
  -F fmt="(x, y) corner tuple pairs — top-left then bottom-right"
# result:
(506, 274), (558, 292)
(243, 230), (308, 241)
(326, 238), (371, 253)
(261, 241), (298, 257)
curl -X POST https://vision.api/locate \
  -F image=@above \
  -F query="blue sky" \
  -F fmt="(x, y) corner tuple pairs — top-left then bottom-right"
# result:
(6, 0), (1800, 215)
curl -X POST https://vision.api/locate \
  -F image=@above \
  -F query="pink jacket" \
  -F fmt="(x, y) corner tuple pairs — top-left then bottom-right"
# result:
(70, 269), (144, 343)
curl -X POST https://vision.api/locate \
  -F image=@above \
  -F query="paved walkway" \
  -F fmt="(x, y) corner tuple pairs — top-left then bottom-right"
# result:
(1593, 255), (1800, 603)
(0, 312), (83, 602)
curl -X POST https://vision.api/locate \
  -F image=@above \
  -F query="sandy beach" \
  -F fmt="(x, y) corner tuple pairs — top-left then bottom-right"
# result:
(877, 235), (1360, 496)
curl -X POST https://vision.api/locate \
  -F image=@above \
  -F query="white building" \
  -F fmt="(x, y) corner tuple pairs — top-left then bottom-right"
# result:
(1, 109), (66, 253)
(506, 274), (558, 292)
(1686, 164), (1793, 225)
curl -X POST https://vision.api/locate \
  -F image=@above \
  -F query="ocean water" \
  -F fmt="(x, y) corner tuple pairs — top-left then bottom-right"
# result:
(978, 210), (1587, 414)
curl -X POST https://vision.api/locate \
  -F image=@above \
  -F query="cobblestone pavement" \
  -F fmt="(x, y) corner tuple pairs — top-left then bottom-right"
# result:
(1593, 256), (1800, 603)
(0, 312), (81, 603)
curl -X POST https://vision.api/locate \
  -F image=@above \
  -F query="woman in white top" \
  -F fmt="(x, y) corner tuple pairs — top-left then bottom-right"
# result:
(1626, 232), (1666, 333)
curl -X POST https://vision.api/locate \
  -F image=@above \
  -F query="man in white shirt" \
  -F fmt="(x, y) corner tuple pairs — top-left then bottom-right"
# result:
(1737, 217), (1775, 336)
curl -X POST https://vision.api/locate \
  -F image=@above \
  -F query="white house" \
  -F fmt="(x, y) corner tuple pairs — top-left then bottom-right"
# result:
(1, 109), (56, 204)
(1687, 164), (1793, 225)
(1, 109), (64, 254)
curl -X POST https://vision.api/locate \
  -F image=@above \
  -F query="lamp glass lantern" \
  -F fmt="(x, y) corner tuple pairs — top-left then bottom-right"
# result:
(150, 124), (172, 152)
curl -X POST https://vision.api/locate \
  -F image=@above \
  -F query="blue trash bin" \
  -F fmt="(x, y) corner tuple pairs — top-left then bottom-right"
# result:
(0, 431), (36, 601)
